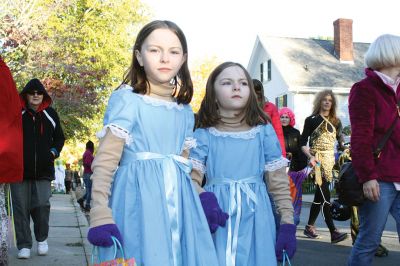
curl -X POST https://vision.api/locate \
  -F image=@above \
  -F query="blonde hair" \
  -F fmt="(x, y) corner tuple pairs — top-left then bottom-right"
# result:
(364, 34), (400, 70)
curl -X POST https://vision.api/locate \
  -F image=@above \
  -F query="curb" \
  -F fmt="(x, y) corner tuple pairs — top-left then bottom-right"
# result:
(71, 191), (91, 265)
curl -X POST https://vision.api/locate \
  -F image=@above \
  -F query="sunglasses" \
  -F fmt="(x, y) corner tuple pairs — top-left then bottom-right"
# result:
(27, 91), (44, 96)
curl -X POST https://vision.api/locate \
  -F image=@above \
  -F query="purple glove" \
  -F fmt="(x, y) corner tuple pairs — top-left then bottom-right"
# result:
(199, 192), (229, 233)
(275, 223), (297, 261)
(88, 224), (123, 247)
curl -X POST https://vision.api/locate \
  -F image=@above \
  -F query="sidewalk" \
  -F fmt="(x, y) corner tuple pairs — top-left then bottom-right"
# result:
(8, 190), (91, 266)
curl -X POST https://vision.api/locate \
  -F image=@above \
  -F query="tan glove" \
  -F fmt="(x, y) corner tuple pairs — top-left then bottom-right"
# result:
(90, 128), (125, 227)
(264, 166), (294, 224)
(190, 168), (205, 194)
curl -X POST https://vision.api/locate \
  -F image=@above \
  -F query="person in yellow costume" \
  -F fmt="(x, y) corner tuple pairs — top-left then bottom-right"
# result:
(300, 90), (347, 244)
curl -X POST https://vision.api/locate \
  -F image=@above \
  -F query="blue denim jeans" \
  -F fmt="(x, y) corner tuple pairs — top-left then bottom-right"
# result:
(82, 173), (92, 208)
(348, 181), (400, 266)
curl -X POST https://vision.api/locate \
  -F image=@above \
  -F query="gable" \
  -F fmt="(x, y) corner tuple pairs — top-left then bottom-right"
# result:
(256, 36), (370, 88)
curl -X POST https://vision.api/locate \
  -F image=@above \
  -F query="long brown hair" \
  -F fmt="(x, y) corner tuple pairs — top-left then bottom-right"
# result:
(252, 78), (266, 108)
(312, 89), (339, 126)
(121, 20), (193, 104)
(196, 62), (270, 128)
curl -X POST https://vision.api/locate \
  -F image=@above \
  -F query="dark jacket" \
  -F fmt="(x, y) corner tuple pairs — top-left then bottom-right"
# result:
(349, 68), (400, 183)
(19, 79), (65, 180)
(282, 126), (308, 172)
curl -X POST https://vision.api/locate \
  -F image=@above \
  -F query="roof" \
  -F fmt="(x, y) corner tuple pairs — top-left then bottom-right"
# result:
(256, 35), (370, 88)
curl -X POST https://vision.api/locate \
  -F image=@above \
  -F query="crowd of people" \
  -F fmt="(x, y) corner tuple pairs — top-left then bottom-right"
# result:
(0, 20), (399, 266)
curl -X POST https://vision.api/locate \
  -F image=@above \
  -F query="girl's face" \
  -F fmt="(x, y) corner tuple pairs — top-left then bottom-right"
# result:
(214, 66), (250, 115)
(320, 94), (333, 112)
(135, 28), (186, 85)
(280, 114), (291, 127)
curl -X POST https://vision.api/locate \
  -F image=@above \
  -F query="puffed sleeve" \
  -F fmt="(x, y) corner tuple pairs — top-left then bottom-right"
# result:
(189, 128), (209, 175)
(262, 124), (294, 224)
(181, 106), (196, 153)
(263, 124), (288, 171)
(96, 85), (137, 145)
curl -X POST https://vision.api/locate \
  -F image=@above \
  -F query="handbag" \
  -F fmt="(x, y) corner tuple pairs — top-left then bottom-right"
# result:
(91, 237), (137, 266)
(280, 250), (292, 266)
(337, 100), (400, 206)
(337, 162), (364, 206)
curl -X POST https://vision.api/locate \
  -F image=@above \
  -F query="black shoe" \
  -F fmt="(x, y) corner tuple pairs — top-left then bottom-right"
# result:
(84, 206), (91, 212)
(77, 198), (84, 209)
(375, 244), (389, 257)
(304, 225), (319, 239)
(331, 230), (348, 243)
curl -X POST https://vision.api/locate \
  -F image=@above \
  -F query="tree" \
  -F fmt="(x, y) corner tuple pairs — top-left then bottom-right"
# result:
(1, 0), (150, 165)
(190, 56), (220, 113)
(0, 0), (64, 80)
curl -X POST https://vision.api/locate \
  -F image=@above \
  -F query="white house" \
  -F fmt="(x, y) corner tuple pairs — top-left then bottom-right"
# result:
(247, 18), (369, 132)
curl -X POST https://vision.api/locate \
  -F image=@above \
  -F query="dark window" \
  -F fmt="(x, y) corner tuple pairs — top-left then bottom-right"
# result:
(260, 60), (272, 82)
(275, 94), (287, 108)
(267, 59), (271, 81)
(260, 63), (264, 82)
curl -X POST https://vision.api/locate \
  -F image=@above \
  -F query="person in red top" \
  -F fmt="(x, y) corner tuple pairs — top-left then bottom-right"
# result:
(253, 79), (286, 157)
(348, 34), (400, 266)
(77, 140), (95, 212)
(0, 57), (23, 265)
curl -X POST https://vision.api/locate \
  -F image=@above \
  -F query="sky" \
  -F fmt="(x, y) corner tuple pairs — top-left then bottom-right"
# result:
(143, 0), (400, 67)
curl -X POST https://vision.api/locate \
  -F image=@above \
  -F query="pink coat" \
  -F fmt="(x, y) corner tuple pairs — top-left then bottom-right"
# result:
(349, 68), (400, 183)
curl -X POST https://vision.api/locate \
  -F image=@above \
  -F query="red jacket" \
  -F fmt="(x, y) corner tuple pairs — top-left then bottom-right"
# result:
(263, 102), (286, 157)
(349, 68), (400, 183)
(83, 149), (94, 174)
(0, 58), (23, 183)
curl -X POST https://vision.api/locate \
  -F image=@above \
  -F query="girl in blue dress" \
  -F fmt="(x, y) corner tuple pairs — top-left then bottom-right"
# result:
(190, 62), (297, 266)
(87, 20), (219, 266)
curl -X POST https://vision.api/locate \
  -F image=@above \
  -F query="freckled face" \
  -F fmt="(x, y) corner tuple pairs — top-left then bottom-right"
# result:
(214, 66), (250, 113)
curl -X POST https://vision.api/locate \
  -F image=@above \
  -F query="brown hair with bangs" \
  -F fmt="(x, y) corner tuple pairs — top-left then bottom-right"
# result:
(196, 62), (270, 128)
(312, 89), (340, 126)
(121, 20), (193, 104)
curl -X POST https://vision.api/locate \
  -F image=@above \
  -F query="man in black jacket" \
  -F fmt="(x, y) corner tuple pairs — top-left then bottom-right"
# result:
(11, 78), (65, 259)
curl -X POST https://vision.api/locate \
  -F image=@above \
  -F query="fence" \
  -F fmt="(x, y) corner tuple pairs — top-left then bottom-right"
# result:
(302, 170), (338, 195)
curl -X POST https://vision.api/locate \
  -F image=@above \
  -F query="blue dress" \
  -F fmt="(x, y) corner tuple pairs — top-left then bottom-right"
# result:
(189, 125), (287, 266)
(96, 85), (219, 266)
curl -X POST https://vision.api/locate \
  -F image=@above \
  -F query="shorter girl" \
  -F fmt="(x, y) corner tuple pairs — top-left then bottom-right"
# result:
(190, 62), (296, 266)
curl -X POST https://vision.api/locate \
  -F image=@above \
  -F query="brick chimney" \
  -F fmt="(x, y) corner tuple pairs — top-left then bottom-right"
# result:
(333, 18), (354, 62)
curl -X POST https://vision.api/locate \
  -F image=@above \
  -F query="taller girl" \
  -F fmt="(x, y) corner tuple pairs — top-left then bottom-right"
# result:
(87, 20), (219, 266)
(190, 62), (296, 266)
